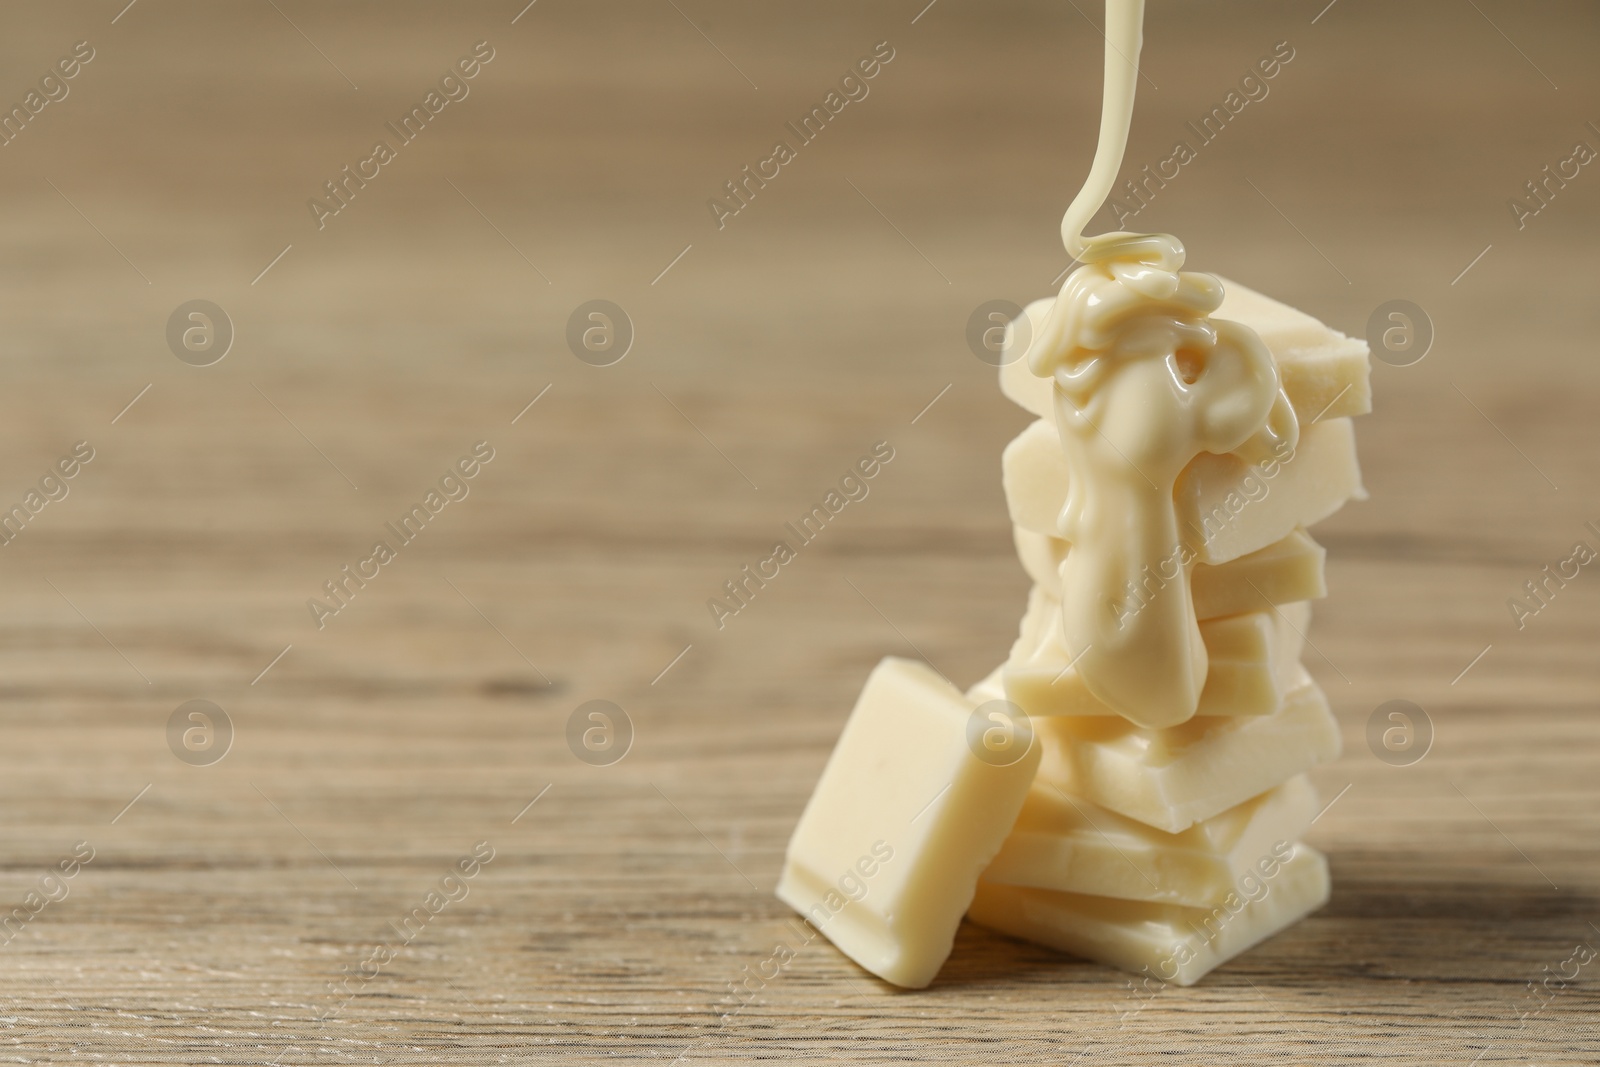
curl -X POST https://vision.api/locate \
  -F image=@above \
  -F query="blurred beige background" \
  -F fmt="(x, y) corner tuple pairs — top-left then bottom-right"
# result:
(0, 1), (1596, 1063)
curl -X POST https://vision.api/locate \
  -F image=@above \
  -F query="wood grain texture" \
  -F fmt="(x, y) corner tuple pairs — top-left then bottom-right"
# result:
(0, 1), (1597, 1063)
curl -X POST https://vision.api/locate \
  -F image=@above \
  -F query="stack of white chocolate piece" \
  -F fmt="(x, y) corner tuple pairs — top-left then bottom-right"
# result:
(778, 279), (1368, 988)
(963, 278), (1370, 983)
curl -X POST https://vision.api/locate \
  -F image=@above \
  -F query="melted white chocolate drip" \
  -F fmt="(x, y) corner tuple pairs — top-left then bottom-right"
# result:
(1028, 1), (1299, 728)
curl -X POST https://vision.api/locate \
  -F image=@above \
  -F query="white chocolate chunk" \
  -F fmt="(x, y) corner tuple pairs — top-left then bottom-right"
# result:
(983, 775), (1318, 907)
(1001, 417), (1080, 536)
(1002, 586), (1309, 722)
(1015, 525), (1327, 620)
(1190, 527), (1327, 619)
(998, 278), (1371, 423)
(968, 843), (1330, 985)
(776, 657), (1040, 989)
(1188, 601), (1310, 716)
(1003, 416), (1364, 566)
(1179, 417), (1365, 564)
(1214, 276), (1372, 424)
(1034, 670), (1341, 832)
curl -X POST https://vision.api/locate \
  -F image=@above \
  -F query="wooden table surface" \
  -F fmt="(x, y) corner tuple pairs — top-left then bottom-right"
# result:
(0, 1), (1597, 1063)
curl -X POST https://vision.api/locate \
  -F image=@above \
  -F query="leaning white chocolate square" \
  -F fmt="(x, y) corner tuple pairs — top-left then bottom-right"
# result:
(968, 842), (1330, 985)
(983, 774), (1318, 907)
(1033, 669), (1341, 832)
(776, 656), (1040, 988)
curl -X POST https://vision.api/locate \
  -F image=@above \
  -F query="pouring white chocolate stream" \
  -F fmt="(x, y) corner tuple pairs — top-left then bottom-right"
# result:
(1027, 0), (1299, 728)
